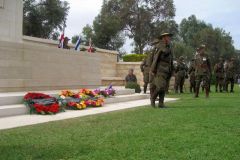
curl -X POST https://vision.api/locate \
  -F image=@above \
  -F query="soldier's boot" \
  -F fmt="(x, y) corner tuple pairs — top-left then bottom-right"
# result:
(151, 90), (158, 108)
(143, 84), (148, 94)
(158, 91), (166, 108)
(195, 87), (199, 98)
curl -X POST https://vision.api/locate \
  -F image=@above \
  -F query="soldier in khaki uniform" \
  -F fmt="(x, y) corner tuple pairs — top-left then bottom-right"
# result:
(188, 58), (196, 93)
(224, 58), (236, 92)
(174, 56), (188, 93)
(214, 57), (224, 92)
(195, 45), (211, 98)
(150, 33), (174, 108)
(140, 55), (150, 94)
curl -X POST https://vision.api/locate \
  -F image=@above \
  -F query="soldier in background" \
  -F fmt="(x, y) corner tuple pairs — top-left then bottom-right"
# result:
(174, 56), (188, 93)
(125, 68), (137, 83)
(150, 33), (174, 108)
(214, 57), (225, 92)
(188, 58), (196, 93)
(140, 55), (150, 94)
(194, 45), (211, 98)
(224, 58), (236, 92)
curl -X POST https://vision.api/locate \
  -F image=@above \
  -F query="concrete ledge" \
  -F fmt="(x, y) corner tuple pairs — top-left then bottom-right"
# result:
(0, 93), (149, 118)
(23, 36), (119, 55)
(0, 98), (178, 130)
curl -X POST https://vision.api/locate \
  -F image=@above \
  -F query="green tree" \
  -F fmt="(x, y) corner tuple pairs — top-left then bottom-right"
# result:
(23, 0), (70, 39)
(91, 0), (176, 53)
(82, 24), (94, 44)
(71, 35), (79, 44)
(172, 42), (194, 61)
(179, 15), (236, 65)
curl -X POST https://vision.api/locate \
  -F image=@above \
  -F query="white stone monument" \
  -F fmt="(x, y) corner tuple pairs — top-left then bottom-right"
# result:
(0, 0), (22, 42)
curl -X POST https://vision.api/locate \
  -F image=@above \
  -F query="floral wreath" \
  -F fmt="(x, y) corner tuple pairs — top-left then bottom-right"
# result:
(24, 93), (62, 115)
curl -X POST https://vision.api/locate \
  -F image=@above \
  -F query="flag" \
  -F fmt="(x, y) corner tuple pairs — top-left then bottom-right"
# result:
(107, 84), (113, 89)
(88, 38), (93, 53)
(75, 36), (81, 51)
(58, 33), (64, 48)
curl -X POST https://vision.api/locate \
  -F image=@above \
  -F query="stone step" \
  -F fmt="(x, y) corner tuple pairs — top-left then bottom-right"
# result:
(0, 98), (177, 130)
(0, 88), (135, 106)
(0, 93), (150, 118)
(101, 77), (125, 86)
(0, 104), (29, 118)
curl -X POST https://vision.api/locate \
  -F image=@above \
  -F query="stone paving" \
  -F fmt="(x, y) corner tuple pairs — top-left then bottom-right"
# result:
(0, 98), (177, 130)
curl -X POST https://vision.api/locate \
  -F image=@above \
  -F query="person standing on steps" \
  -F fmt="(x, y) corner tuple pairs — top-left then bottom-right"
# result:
(150, 32), (174, 108)
(194, 44), (211, 98)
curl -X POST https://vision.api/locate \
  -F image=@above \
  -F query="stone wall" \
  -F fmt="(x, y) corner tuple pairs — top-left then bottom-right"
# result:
(0, 0), (22, 42)
(0, 41), (102, 92)
(23, 36), (119, 79)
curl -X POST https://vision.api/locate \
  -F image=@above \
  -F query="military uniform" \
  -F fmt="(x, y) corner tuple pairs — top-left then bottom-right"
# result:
(214, 59), (224, 92)
(125, 74), (137, 83)
(174, 57), (188, 93)
(140, 55), (150, 93)
(224, 59), (236, 92)
(195, 45), (211, 98)
(150, 37), (174, 107)
(188, 59), (196, 93)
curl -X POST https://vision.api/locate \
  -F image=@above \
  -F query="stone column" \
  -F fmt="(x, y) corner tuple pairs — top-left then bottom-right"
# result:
(0, 0), (23, 42)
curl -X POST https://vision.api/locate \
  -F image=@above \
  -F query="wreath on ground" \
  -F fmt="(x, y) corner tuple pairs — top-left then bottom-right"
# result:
(23, 93), (63, 115)
(58, 89), (105, 110)
(23, 87), (116, 115)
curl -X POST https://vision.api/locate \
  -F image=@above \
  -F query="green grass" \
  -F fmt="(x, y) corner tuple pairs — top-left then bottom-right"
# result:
(0, 86), (240, 160)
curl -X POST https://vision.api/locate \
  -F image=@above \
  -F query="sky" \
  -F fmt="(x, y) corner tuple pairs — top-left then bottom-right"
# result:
(65, 0), (240, 52)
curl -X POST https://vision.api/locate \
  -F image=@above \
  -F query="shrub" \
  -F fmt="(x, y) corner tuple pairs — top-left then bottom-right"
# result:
(123, 54), (147, 62)
(125, 82), (142, 93)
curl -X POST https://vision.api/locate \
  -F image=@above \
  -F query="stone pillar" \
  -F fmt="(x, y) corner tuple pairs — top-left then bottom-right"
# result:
(0, 0), (23, 42)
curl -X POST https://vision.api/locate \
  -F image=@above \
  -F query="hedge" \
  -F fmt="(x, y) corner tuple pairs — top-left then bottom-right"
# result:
(122, 54), (147, 62)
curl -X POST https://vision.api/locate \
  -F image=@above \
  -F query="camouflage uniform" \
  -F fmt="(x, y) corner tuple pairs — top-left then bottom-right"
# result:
(195, 48), (211, 98)
(188, 59), (196, 93)
(174, 57), (188, 93)
(140, 56), (150, 94)
(214, 59), (224, 92)
(224, 58), (236, 92)
(150, 42), (174, 107)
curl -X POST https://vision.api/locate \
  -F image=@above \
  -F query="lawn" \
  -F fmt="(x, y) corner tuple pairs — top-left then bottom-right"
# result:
(0, 86), (240, 160)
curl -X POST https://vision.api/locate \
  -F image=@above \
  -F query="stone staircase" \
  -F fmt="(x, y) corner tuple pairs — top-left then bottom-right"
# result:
(0, 87), (150, 118)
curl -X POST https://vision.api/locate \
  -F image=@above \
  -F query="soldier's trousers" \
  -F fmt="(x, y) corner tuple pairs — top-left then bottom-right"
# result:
(224, 77), (235, 92)
(189, 75), (196, 93)
(215, 76), (224, 92)
(151, 73), (170, 106)
(174, 75), (185, 93)
(143, 72), (150, 93)
(195, 75), (210, 97)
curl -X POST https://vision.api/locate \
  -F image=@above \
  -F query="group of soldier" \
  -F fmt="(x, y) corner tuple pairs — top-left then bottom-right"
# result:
(140, 32), (237, 108)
